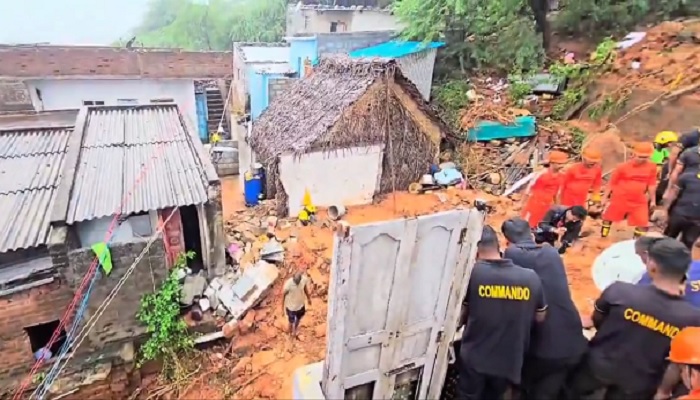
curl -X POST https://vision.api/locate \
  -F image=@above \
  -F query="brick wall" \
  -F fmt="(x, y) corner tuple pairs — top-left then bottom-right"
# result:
(0, 80), (34, 112)
(268, 78), (296, 104)
(65, 239), (167, 352)
(0, 280), (74, 378)
(316, 31), (396, 55)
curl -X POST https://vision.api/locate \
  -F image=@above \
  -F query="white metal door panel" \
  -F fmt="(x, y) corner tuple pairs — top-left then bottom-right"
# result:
(322, 209), (483, 400)
(389, 210), (471, 399)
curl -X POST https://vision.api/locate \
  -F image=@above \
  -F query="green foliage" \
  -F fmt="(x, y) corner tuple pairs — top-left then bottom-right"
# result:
(133, 0), (286, 50)
(508, 75), (534, 101)
(570, 127), (587, 154)
(552, 87), (586, 119)
(432, 79), (472, 130)
(137, 251), (195, 373)
(556, 0), (699, 38)
(587, 93), (629, 120)
(394, 0), (545, 74)
(549, 38), (617, 120)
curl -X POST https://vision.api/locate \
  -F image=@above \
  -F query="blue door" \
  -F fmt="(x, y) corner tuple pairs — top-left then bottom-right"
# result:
(194, 92), (209, 143)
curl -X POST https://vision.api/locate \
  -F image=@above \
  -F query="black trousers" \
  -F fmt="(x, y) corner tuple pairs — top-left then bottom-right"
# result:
(521, 355), (581, 400)
(568, 356), (655, 400)
(458, 361), (512, 400)
(664, 212), (700, 249)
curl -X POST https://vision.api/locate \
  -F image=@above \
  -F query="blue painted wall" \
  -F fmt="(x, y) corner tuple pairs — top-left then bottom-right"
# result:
(194, 92), (209, 142)
(250, 71), (288, 120)
(288, 37), (318, 78)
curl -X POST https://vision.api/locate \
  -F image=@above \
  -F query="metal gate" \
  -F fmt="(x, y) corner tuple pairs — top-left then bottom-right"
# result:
(322, 209), (483, 399)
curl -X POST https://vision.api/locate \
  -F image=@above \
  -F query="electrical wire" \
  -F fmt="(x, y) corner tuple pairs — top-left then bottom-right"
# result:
(33, 269), (102, 399)
(13, 114), (174, 400)
(31, 208), (179, 399)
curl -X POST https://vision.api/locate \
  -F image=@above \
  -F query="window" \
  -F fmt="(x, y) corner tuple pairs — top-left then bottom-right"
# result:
(117, 98), (138, 105)
(330, 21), (338, 32)
(82, 100), (105, 106)
(25, 320), (68, 360)
(151, 98), (174, 104)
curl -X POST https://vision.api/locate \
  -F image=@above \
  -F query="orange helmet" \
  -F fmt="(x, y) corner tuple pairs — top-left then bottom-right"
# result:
(633, 142), (654, 157)
(668, 327), (700, 365)
(548, 150), (568, 164)
(582, 148), (602, 163)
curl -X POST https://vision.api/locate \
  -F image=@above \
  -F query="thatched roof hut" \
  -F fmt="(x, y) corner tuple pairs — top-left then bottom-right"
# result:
(250, 56), (452, 216)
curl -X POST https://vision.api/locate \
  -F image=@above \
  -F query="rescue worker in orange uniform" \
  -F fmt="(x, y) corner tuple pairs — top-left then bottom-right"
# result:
(601, 142), (657, 238)
(521, 151), (568, 228)
(665, 327), (700, 399)
(560, 148), (603, 207)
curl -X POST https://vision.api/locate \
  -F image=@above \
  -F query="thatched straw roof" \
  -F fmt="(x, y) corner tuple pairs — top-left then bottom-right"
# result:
(250, 56), (450, 163)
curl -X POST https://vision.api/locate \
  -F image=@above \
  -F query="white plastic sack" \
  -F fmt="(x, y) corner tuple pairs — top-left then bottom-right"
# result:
(591, 239), (647, 291)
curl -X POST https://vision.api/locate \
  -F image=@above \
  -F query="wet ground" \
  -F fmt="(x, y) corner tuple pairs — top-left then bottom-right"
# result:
(174, 184), (636, 399)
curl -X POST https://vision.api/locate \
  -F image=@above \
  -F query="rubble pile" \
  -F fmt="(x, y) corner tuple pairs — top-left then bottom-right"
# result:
(608, 20), (700, 91)
(454, 121), (581, 194)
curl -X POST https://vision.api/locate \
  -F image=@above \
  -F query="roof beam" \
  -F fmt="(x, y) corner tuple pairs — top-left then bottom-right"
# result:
(50, 107), (88, 226)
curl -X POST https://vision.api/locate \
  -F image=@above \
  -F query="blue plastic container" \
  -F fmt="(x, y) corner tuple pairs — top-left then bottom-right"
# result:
(244, 173), (262, 207)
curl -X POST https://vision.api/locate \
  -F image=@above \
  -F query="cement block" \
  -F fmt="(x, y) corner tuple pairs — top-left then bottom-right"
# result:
(292, 361), (325, 400)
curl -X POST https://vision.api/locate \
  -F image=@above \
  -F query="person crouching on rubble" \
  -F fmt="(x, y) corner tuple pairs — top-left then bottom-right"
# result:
(501, 218), (586, 400)
(458, 225), (547, 400)
(534, 204), (587, 254)
(572, 238), (700, 399)
(560, 148), (603, 208)
(600, 142), (658, 239)
(521, 150), (568, 228)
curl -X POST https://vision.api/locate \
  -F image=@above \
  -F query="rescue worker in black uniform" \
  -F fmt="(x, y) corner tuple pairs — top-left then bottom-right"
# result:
(533, 205), (587, 254)
(666, 128), (700, 193)
(458, 225), (547, 400)
(501, 218), (587, 400)
(654, 167), (700, 249)
(570, 238), (700, 399)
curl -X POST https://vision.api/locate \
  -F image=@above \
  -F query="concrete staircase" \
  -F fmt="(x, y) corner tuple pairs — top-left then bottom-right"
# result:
(205, 87), (229, 134)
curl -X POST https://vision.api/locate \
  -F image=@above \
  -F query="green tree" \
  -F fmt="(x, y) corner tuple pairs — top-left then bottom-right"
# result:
(394, 0), (545, 74)
(556, 0), (699, 38)
(132, 0), (286, 50)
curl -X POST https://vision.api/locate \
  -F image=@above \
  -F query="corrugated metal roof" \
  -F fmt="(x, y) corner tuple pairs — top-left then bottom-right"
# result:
(66, 105), (209, 224)
(349, 40), (445, 59)
(0, 128), (71, 252)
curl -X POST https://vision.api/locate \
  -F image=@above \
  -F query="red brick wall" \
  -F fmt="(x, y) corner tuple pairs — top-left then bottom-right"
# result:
(61, 366), (132, 400)
(161, 208), (185, 268)
(0, 280), (73, 378)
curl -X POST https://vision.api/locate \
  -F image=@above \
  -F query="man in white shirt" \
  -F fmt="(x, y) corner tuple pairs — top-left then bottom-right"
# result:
(283, 272), (311, 339)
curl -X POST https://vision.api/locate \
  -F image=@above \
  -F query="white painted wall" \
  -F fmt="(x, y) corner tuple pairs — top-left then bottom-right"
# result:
(286, 8), (402, 35)
(25, 79), (198, 128)
(76, 213), (155, 248)
(236, 121), (254, 190)
(279, 145), (384, 217)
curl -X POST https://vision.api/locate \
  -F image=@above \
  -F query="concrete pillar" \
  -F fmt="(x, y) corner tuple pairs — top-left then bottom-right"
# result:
(206, 183), (226, 277)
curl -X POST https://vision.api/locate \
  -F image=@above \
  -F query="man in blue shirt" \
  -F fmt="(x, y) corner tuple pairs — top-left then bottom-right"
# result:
(636, 234), (700, 307)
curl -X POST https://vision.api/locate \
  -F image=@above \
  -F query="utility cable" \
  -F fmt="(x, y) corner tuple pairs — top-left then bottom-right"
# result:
(32, 208), (179, 399)
(34, 269), (102, 398)
(13, 115), (174, 400)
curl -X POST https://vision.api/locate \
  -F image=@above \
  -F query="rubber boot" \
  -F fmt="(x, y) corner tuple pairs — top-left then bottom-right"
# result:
(633, 228), (646, 238)
(601, 221), (612, 238)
